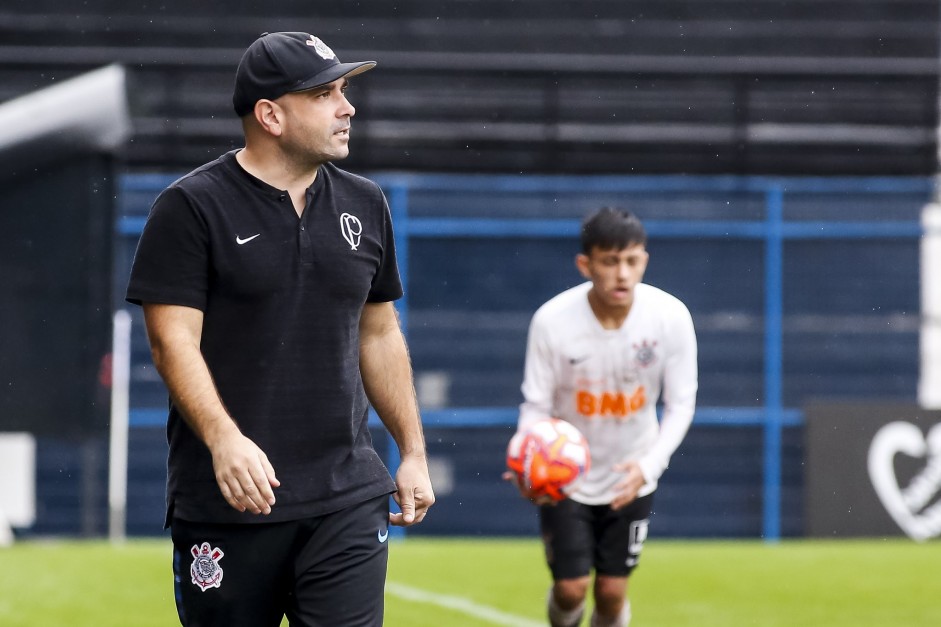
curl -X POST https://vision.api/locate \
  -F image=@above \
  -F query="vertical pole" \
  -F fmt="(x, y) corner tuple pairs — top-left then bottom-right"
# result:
(918, 25), (941, 408)
(763, 186), (784, 542)
(920, 202), (941, 408)
(108, 309), (132, 543)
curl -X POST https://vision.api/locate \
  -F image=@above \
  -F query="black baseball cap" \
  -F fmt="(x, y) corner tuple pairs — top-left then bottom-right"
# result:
(232, 32), (376, 117)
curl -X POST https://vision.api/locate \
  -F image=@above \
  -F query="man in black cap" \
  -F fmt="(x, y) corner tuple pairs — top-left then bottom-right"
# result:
(127, 32), (434, 626)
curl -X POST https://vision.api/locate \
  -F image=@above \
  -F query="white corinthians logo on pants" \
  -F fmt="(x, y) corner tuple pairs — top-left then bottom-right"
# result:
(868, 421), (941, 541)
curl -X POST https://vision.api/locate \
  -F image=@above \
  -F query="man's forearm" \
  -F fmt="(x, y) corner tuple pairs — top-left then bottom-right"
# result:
(144, 303), (239, 447)
(362, 336), (426, 456)
(359, 306), (426, 458)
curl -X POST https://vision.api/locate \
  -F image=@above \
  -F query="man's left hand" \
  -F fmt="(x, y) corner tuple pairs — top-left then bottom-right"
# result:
(389, 454), (435, 526)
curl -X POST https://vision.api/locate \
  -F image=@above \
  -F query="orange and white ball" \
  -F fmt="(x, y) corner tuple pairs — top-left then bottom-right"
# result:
(506, 418), (590, 502)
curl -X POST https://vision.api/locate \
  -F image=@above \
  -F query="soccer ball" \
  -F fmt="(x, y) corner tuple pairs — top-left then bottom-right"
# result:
(506, 418), (590, 502)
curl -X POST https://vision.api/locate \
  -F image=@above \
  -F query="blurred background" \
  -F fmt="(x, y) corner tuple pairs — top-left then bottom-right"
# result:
(1, 0), (940, 543)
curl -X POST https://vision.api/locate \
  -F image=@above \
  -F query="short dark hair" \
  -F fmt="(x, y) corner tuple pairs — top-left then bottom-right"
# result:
(580, 207), (647, 254)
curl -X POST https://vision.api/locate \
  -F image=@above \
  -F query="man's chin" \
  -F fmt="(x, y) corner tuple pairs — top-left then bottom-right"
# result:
(316, 148), (349, 164)
(604, 293), (632, 309)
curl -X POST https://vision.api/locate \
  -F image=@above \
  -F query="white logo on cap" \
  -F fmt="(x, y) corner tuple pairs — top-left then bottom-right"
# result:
(306, 35), (336, 60)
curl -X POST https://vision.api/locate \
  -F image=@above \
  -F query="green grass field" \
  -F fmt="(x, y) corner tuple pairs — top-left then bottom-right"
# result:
(0, 537), (937, 626)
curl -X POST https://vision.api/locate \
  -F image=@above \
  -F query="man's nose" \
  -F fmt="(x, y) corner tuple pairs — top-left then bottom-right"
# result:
(340, 95), (356, 117)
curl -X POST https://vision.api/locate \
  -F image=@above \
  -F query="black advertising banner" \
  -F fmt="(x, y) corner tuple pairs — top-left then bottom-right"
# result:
(805, 402), (941, 540)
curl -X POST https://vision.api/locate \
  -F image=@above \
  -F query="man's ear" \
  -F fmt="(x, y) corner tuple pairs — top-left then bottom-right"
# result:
(575, 253), (591, 279)
(253, 99), (283, 137)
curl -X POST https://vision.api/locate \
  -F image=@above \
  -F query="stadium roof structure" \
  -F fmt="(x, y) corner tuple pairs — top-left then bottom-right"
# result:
(0, 63), (130, 177)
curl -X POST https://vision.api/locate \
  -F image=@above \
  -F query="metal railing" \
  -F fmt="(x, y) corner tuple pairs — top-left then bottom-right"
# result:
(118, 172), (933, 539)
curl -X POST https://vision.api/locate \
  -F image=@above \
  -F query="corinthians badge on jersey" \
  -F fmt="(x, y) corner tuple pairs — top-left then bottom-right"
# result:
(190, 542), (225, 591)
(340, 212), (363, 250)
(633, 339), (658, 368)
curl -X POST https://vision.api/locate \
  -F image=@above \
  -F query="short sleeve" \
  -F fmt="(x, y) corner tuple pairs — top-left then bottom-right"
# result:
(366, 190), (403, 303)
(125, 186), (210, 310)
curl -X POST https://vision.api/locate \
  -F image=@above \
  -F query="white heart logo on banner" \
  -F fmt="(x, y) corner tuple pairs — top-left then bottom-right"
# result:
(867, 421), (941, 541)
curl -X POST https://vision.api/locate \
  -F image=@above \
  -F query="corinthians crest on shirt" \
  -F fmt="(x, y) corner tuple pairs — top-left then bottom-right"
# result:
(190, 542), (225, 591)
(633, 339), (658, 368)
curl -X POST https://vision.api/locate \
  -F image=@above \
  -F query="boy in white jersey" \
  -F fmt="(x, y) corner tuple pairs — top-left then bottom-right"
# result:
(509, 207), (698, 627)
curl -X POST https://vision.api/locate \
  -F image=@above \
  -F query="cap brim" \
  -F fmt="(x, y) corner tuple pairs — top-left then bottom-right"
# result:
(289, 61), (377, 94)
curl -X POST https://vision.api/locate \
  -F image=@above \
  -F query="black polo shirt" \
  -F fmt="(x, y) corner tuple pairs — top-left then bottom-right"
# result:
(127, 150), (401, 525)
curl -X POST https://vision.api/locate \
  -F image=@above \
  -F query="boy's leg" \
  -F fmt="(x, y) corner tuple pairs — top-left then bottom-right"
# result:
(540, 499), (596, 627)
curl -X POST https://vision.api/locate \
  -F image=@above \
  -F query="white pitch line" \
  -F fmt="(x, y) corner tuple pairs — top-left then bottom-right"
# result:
(386, 581), (544, 627)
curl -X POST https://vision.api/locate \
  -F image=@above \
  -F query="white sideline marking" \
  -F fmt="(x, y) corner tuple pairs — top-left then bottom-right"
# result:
(386, 581), (544, 627)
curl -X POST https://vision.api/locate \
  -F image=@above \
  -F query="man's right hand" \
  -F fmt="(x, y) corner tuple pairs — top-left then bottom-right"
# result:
(209, 430), (280, 515)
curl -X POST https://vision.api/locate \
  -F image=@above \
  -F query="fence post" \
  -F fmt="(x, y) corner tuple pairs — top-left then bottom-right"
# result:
(763, 185), (784, 542)
(919, 201), (941, 408)
(108, 309), (132, 543)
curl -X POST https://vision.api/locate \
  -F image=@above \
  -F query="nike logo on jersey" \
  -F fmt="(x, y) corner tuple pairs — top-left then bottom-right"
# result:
(235, 234), (260, 245)
(569, 355), (591, 365)
(378, 528), (389, 543)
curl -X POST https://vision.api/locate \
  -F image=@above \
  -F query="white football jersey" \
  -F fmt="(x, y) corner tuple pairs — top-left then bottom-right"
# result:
(518, 281), (698, 504)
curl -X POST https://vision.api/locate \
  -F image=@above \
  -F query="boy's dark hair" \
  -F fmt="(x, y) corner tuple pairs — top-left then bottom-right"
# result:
(580, 207), (647, 254)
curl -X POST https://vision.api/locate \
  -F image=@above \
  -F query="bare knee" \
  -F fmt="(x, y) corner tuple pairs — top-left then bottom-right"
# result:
(553, 576), (590, 610)
(593, 575), (629, 616)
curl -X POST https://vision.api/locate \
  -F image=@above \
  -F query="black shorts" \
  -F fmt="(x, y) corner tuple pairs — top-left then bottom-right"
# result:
(539, 493), (654, 580)
(171, 494), (390, 627)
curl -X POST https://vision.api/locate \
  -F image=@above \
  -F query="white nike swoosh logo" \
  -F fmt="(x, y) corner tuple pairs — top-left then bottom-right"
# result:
(236, 234), (260, 245)
(378, 529), (389, 543)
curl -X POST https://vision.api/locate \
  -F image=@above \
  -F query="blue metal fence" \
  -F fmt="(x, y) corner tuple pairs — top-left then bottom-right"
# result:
(117, 172), (932, 540)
